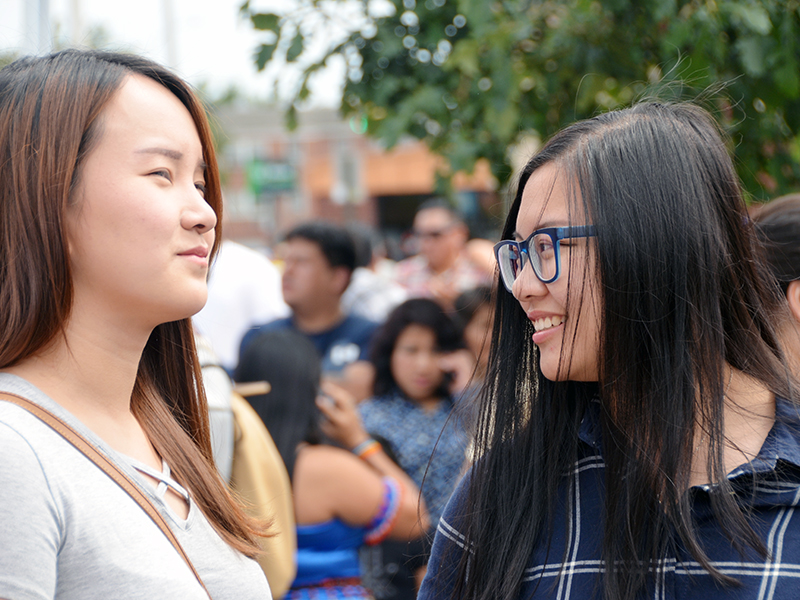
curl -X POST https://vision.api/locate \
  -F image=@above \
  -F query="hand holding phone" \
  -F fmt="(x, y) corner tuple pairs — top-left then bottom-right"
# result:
(315, 381), (370, 450)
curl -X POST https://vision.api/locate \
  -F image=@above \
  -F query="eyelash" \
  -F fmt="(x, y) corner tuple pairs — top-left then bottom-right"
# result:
(150, 170), (207, 198)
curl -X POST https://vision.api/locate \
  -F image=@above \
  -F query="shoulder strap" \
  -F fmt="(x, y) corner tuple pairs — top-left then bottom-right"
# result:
(0, 391), (211, 598)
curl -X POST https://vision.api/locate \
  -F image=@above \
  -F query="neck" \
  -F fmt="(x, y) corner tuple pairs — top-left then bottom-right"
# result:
(689, 367), (775, 487)
(428, 253), (459, 275)
(409, 394), (444, 412)
(4, 304), (152, 439)
(779, 320), (800, 374)
(292, 304), (344, 334)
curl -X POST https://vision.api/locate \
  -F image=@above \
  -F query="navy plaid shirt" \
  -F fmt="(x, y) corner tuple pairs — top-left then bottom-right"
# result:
(420, 398), (800, 599)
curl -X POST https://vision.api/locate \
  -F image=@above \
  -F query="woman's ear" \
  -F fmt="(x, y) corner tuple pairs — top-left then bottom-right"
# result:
(786, 280), (800, 325)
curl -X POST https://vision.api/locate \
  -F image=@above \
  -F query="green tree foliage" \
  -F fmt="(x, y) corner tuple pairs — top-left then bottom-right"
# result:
(243, 0), (800, 199)
(0, 51), (18, 70)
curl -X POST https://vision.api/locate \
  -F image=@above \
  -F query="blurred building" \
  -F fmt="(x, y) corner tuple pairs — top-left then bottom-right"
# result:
(214, 105), (500, 249)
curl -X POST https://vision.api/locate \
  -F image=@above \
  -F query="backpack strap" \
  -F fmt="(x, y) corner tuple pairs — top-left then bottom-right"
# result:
(0, 391), (211, 598)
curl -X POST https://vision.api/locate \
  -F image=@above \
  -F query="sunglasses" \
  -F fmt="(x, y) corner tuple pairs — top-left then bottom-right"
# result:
(413, 223), (457, 240)
(494, 225), (597, 291)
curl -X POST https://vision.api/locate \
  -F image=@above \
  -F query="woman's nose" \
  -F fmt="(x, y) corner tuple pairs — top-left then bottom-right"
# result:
(182, 189), (217, 234)
(512, 261), (548, 301)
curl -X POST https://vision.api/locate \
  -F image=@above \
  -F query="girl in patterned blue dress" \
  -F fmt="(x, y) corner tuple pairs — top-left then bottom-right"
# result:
(236, 329), (429, 599)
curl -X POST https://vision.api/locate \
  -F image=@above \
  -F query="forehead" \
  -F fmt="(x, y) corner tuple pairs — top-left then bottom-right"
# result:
(414, 207), (455, 229)
(396, 323), (437, 345)
(99, 74), (201, 156)
(284, 237), (327, 262)
(516, 162), (574, 236)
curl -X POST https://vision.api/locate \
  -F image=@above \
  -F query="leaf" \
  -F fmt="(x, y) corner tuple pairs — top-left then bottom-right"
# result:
(285, 105), (298, 131)
(251, 12), (280, 32)
(736, 36), (768, 77)
(652, 0), (677, 23)
(255, 43), (277, 70)
(736, 3), (772, 35)
(298, 79), (311, 101)
(286, 32), (304, 62)
(447, 40), (480, 77)
(774, 61), (800, 98)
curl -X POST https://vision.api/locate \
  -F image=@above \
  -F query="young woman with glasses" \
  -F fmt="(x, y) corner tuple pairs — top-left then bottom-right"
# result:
(418, 102), (799, 600)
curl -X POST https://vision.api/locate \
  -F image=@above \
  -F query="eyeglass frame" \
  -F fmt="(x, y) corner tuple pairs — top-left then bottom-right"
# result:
(494, 225), (597, 291)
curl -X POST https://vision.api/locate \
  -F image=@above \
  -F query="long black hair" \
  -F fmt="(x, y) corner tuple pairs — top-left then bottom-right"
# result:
(446, 102), (793, 600)
(370, 298), (464, 398)
(234, 329), (323, 481)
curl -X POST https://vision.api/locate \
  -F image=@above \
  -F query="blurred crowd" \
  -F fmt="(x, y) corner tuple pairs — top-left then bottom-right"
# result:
(195, 192), (800, 600)
(193, 199), (496, 599)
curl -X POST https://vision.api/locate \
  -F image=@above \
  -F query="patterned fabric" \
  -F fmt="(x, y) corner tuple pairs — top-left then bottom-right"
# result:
(286, 577), (372, 600)
(289, 478), (401, 599)
(364, 477), (402, 544)
(341, 268), (408, 323)
(359, 390), (468, 527)
(393, 254), (490, 302)
(420, 398), (800, 600)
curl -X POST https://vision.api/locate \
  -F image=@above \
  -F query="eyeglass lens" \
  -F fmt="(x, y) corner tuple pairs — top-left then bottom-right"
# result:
(530, 232), (557, 280)
(497, 232), (558, 288)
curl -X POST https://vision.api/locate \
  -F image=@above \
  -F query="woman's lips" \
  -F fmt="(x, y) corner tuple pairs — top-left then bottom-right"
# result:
(529, 314), (566, 345)
(178, 245), (209, 266)
(532, 322), (564, 345)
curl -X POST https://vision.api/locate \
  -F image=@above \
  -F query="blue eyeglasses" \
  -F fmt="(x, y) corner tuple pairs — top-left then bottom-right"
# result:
(494, 225), (597, 291)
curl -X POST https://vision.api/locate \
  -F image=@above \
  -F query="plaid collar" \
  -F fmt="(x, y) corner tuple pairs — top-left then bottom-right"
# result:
(577, 395), (800, 477)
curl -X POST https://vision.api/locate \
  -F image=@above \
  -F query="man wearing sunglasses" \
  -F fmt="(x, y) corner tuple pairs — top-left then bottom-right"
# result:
(395, 199), (491, 308)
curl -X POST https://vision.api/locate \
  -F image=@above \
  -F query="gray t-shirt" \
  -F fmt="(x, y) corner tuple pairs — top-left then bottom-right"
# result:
(0, 374), (272, 600)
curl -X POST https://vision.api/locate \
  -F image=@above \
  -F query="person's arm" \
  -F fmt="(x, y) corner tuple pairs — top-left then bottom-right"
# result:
(0, 422), (59, 600)
(316, 381), (430, 538)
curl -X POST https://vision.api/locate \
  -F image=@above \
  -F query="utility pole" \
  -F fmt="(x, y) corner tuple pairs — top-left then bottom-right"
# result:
(69, 0), (83, 46)
(162, 0), (177, 68)
(23, 0), (51, 54)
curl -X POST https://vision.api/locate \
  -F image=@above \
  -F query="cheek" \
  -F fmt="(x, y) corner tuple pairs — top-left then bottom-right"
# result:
(390, 351), (405, 377)
(566, 281), (603, 378)
(464, 324), (481, 354)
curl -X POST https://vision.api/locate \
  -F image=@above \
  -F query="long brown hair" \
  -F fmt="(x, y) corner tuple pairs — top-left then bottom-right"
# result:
(0, 49), (264, 556)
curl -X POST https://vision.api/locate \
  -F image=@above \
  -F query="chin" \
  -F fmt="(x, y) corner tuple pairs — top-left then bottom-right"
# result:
(159, 294), (209, 323)
(540, 366), (598, 383)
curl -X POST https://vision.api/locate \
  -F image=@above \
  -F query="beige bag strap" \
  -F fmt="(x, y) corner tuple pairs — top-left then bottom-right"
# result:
(0, 391), (212, 598)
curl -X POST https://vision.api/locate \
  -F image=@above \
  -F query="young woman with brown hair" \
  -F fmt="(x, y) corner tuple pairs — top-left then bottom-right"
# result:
(0, 49), (270, 599)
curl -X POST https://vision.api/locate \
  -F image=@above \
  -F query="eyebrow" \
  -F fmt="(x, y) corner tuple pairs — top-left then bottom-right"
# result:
(134, 147), (207, 170)
(513, 222), (567, 239)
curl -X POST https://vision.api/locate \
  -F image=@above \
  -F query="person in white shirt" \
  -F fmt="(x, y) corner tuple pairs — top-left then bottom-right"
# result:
(194, 240), (290, 373)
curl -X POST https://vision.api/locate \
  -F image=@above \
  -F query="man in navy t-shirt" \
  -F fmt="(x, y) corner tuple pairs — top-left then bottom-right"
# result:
(239, 222), (378, 397)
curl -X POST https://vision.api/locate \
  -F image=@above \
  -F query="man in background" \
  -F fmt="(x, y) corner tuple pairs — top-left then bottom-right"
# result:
(239, 222), (378, 398)
(395, 199), (492, 309)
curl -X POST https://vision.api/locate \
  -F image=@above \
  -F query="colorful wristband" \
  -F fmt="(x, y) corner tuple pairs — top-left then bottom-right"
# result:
(352, 439), (380, 459)
(359, 443), (382, 460)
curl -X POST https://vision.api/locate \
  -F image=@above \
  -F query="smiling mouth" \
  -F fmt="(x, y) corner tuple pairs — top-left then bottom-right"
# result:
(533, 316), (565, 332)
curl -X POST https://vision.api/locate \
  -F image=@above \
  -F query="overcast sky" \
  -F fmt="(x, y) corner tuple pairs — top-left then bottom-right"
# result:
(0, 0), (345, 105)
